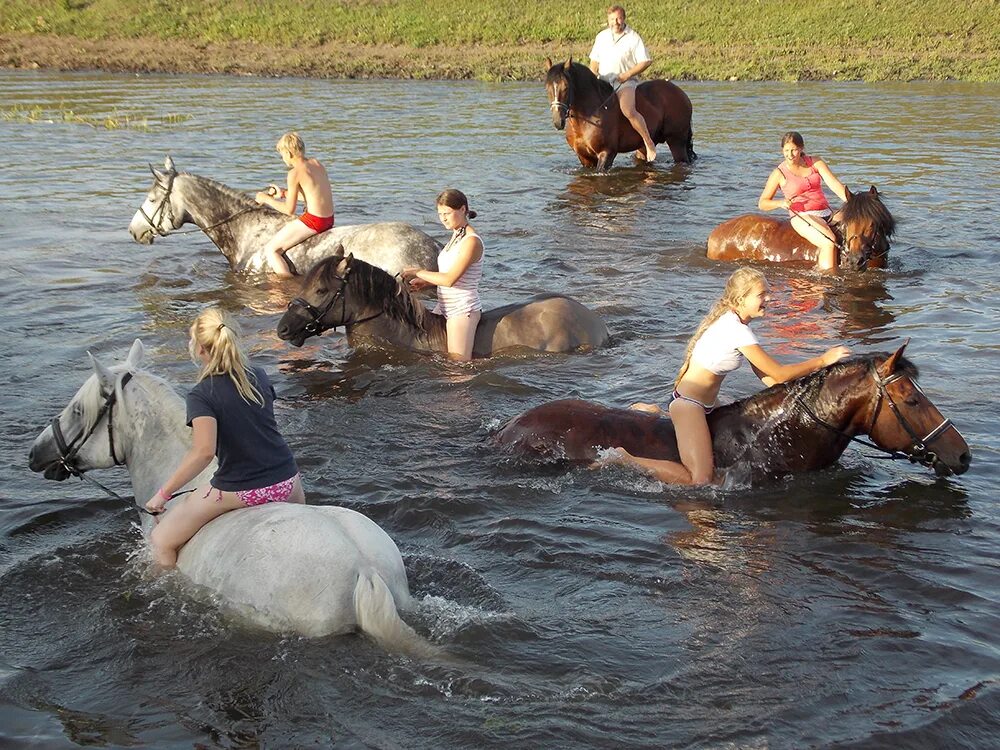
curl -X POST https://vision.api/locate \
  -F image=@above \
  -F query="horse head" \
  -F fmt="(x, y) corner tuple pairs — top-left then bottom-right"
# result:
(128, 156), (188, 244)
(860, 342), (971, 476)
(29, 340), (146, 481)
(837, 186), (895, 271)
(545, 57), (576, 130)
(277, 248), (354, 346)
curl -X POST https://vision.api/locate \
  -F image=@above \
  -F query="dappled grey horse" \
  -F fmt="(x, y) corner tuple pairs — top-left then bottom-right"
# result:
(277, 254), (611, 356)
(28, 340), (434, 653)
(128, 157), (439, 276)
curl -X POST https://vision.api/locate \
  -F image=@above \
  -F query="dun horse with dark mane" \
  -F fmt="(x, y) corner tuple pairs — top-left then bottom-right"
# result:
(545, 59), (695, 170)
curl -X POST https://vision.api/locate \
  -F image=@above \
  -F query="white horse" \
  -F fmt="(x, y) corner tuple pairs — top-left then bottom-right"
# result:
(28, 340), (433, 654)
(128, 157), (440, 277)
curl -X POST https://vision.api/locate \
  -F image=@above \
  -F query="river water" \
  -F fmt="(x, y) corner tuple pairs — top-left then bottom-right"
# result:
(1, 70), (998, 748)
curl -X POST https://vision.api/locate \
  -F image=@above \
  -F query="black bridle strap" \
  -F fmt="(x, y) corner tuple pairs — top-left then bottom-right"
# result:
(137, 171), (256, 237)
(287, 264), (386, 337)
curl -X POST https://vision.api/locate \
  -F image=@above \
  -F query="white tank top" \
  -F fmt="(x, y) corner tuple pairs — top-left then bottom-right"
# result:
(434, 229), (483, 318)
(690, 311), (759, 375)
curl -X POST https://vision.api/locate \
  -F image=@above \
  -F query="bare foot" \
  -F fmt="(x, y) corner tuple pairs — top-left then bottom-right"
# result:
(634, 149), (647, 162)
(589, 447), (630, 470)
(645, 146), (657, 162)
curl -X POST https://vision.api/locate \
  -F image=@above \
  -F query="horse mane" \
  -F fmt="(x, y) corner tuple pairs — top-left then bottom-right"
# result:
(840, 189), (896, 238)
(313, 256), (433, 329)
(726, 352), (918, 419)
(178, 171), (260, 209)
(548, 61), (615, 102)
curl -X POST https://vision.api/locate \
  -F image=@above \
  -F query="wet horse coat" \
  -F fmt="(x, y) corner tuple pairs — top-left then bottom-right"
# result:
(128, 156), (439, 277)
(496, 347), (970, 482)
(707, 186), (895, 271)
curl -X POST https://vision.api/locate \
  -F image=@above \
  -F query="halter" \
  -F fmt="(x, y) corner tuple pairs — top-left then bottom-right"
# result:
(286, 262), (383, 338)
(795, 364), (956, 470)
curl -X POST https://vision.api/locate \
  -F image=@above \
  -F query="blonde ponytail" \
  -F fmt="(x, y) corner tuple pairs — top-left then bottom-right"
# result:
(189, 307), (264, 406)
(674, 267), (766, 388)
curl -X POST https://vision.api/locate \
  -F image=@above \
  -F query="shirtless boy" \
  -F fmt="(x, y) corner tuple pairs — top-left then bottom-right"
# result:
(254, 132), (334, 277)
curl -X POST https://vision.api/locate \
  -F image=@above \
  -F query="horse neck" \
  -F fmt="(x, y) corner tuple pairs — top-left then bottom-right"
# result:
(719, 363), (873, 473)
(114, 373), (208, 505)
(176, 174), (279, 268)
(345, 275), (448, 352)
(568, 68), (607, 118)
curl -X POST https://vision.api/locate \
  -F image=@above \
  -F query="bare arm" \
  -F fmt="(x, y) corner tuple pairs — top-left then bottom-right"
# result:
(145, 416), (216, 512)
(255, 169), (301, 215)
(743, 343), (850, 387)
(402, 235), (483, 288)
(813, 159), (848, 202)
(620, 59), (652, 82)
(758, 169), (789, 211)
(589, 59), (600, 75)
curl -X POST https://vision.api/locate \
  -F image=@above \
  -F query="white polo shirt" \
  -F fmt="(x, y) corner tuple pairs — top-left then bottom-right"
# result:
(588, 25), (651, 78)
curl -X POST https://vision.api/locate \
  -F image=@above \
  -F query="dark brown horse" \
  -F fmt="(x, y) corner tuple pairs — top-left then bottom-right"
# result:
(496, 344), (970, 482)
(545, 58), (695, 170)
(707, 186), (896, 271)
(276, 254), (610, 357)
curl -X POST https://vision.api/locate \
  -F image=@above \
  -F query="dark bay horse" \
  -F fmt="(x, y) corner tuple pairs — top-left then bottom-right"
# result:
(496, 344), (970, 482)
(545, 58), (695, 170)
(277, 254), (610, 357)
(707, 186), (896, 271)
(128, 157), (439, 277)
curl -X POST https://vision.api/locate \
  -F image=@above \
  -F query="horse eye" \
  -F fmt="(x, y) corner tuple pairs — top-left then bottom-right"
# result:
(904, 397), (920, 407)
(316, 287), (328, 295)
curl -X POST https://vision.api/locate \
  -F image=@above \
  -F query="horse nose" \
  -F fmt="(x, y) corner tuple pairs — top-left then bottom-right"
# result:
(958, 450), (972, 474)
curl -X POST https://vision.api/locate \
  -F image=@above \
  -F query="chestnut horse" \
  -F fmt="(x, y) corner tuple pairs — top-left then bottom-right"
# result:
(545, 58), (695, 170)
(707, 186), (896, 271)
(277, 254), (610, 357)
(496, 344), (970, 483)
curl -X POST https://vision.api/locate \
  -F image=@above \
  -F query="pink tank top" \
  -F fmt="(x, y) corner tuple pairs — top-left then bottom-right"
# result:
(778, 155), (830, 214)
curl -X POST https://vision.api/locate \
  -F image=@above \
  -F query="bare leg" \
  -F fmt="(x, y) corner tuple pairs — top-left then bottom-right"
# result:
(149, 475), (305, 568)
(445, 310), (481, 361)
(790, 214), (838, 271)
(617, 85), (656, 162)
(263, 219), (317, 277)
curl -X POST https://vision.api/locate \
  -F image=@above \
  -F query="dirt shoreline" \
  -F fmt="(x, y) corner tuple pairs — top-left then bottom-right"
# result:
(1, 33), (995, 82)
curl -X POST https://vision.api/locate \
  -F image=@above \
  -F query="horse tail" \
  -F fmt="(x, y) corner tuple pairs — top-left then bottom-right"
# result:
(353, 570), (438, 658)
(686, 129), (697, 162)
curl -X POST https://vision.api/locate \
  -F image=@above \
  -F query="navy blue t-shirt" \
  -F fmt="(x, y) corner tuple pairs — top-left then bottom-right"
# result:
(185, 366), (298, 491)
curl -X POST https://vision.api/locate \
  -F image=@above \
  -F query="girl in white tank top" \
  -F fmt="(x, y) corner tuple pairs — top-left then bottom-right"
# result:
(400, 189), (484, 361)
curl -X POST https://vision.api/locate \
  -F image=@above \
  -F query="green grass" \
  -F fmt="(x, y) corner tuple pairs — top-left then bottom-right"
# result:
(1, 103), (193, 130)
(3, 0), (999, 80)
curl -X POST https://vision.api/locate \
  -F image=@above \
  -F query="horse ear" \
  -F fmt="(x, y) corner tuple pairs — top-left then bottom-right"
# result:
(544, 57), (553, 72)
(335, 254), (351, 275)
(564, 57), (572, 71)
(88, 352), (115, 392)
(125, 339), (145, 370)
(844, 185), (853, 198)
(149, 163), (165, 181)
(869, 185), (879, 195)
(164, 155), (176, 173)
(878, 338), (910, 378)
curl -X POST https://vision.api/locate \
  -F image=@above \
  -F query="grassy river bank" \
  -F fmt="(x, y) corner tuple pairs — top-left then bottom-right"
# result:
(2, 0), (998, 81)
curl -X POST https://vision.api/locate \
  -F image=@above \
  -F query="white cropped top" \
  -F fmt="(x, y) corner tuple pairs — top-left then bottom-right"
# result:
(690, 311), (759, 375)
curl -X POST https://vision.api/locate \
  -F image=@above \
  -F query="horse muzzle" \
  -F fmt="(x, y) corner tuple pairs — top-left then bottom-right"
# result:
(28, 443), (72, 481)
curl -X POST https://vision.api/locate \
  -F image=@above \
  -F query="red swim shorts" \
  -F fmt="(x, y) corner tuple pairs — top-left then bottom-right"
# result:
(299, 212), (334, 233)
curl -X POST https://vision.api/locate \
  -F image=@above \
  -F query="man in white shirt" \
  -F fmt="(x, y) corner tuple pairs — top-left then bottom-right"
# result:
(588, 5), (657, 162)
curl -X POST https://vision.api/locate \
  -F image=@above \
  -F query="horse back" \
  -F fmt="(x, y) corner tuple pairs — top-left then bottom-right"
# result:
(476, 295), (609, 356)
(706, 214), (817, 263)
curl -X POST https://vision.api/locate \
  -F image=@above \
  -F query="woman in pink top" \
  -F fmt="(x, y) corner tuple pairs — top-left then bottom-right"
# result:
(605, 268), (850, 485)
(401, 189), (484, 361)
(758, 131), (848, 271)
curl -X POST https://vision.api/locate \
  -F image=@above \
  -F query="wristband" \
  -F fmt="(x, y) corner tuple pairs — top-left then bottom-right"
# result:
(157, 487), (172, 502)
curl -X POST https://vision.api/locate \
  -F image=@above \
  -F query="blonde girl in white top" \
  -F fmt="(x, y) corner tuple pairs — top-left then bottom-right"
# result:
(401, 189), (484, 361)
(614, 267), (850, 485)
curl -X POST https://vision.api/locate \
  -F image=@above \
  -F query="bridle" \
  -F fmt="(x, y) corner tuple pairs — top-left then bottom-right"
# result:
(841, 224), (887, 270)
(48, 372), (163, 513)
(135, 167), (255, 238)
(548, 71), (617, 129)
(286, 262), (383, 339)
(795, 364), (956, 471)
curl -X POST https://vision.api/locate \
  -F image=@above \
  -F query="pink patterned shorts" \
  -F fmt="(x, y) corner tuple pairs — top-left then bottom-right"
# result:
(236, 474), (298, 507)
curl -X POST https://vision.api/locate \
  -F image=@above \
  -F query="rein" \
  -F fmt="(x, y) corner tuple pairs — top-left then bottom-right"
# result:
(50, 372), (195, 516)
(794, 365), (955, 469)
(287, 262), (385, 337)
(549, 71), (618, 128)
(788, 207), (886, 270)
